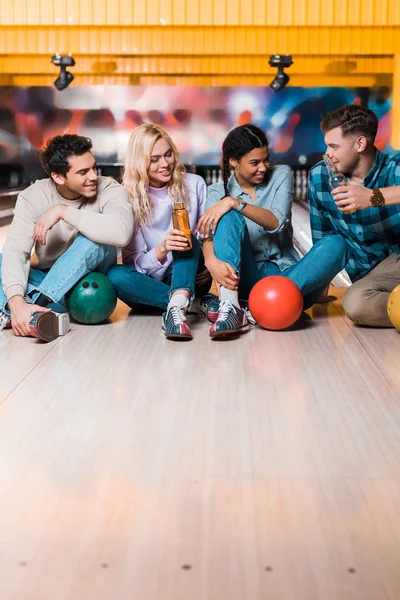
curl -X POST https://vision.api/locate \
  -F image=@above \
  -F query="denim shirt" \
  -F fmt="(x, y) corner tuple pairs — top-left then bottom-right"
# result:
(206, 165), (300, 271)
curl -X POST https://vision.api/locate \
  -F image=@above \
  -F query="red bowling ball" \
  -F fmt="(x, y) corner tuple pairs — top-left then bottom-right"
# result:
(248, 276), (304, 330)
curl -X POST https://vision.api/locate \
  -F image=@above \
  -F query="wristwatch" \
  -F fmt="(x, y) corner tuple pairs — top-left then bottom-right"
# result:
(235, 197), (247, 212)
(369, 188), (385, 207)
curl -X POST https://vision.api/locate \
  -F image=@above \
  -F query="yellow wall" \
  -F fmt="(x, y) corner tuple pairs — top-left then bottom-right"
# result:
(1, 0), (400, 26)
(0, 0), (399, 86)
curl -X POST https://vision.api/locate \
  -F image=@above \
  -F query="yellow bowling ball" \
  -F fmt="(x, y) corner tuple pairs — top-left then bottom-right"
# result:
(387, 284), (400, 330)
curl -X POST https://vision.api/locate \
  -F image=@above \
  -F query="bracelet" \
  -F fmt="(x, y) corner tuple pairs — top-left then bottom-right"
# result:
(369, 188), (385, 207)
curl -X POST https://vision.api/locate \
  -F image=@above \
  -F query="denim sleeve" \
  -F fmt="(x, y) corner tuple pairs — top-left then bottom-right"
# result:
(308, 176), (335, 244)
(197, 176), (208, 217)
(205, 185), (224, 210)
(265, 166), (293, 234)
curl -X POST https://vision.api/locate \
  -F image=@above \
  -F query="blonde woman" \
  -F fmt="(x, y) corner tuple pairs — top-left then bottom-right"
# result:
(108, 124), (211, 340)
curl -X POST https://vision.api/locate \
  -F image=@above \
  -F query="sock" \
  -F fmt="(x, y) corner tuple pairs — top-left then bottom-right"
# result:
(220, 286), (240, 308)
(167, 293), (190, 312)
(35, 293), (50, 307)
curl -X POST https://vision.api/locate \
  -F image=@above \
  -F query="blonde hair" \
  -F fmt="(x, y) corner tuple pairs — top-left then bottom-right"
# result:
(123, 123), (188, 229)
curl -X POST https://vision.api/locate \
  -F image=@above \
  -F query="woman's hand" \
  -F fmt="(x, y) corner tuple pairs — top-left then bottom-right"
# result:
(195, 197), (238, 239)
(155, 229), (190, 262)
(206, 257), (239, 291)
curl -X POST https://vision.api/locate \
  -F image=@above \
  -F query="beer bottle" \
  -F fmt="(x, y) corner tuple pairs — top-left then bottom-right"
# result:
(323, 154), (355, 214)
(172, 190), (192, 250)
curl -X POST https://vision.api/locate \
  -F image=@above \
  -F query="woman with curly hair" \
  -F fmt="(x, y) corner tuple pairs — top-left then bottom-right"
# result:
(197, 124), (348, 337)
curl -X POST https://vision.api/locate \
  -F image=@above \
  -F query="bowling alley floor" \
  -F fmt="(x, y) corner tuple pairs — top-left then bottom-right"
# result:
(1, 224), (400, 600)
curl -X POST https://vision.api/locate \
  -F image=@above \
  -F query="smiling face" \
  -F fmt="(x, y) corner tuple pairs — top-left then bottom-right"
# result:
(324, 126), (367, 175)
(147, 136), (176, 188)
(52, 151), (98, 200)
(230, 146), (269, 187)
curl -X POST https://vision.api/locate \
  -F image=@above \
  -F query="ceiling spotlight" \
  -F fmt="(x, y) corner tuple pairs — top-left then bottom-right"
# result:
(269, 54), (293, 92)
(51, 54), (75, 91)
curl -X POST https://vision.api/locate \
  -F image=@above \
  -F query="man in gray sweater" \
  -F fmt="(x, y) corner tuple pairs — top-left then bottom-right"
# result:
(0, 134), (134, 338)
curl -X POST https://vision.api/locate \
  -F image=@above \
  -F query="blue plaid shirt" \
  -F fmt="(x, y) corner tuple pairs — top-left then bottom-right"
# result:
(308, 149), (400, 281)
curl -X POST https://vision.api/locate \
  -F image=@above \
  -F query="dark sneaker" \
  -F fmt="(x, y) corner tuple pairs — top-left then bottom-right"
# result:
(199, 293), (220, 323)
(209, 301), (249, 338)
(0, 310), (11, 331)
(162, 306), (193, 340)
(29, 311), (70, 342)
(200, 293), (256, 326)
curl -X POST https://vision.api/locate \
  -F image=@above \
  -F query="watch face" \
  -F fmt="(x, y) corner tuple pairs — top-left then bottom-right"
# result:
(371, 190), (385, 207)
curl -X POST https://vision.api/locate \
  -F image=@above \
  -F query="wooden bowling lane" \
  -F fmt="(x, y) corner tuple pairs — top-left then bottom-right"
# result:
(325, 288), (400, 393)
(0, 292), (400, 599)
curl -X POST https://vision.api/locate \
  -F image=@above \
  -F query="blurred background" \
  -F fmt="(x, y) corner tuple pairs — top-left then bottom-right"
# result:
(0, 0), (399, 197)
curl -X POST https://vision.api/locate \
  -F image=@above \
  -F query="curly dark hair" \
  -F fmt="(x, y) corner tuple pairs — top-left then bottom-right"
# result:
(40, 134), (93, 176)
(221, 124), (269, 197)
(320, 104), (378, 142)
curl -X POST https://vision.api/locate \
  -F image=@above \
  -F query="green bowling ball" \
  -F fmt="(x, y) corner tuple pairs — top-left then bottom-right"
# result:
(66, 272), (117, 324)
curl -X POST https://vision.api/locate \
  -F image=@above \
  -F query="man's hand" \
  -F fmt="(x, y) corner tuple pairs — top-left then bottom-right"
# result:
(195, 197), (238, 239)
(332, 181), (372, 212)
(205, 257), (239, 291)
(8, 295), (51, 337)
(33, 204), (67, 245)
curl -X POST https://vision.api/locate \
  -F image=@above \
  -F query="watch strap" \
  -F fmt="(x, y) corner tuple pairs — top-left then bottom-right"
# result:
(369, 188), (385, 207)
(235, 197), (247, 212)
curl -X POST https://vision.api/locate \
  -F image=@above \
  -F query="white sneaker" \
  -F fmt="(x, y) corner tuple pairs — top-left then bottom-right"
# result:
(0, 310), (11, 332)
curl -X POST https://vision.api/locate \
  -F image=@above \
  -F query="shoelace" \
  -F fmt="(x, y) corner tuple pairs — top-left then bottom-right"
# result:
(170, 306), (187, 326)
(0, 311), (11, 332)
(217, 300), (234, 321)
(242, 306), (256, 325)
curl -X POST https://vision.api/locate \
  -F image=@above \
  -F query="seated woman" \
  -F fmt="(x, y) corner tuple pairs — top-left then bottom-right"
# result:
(108, 124), (211, 341)
(197, 124), (348, 338)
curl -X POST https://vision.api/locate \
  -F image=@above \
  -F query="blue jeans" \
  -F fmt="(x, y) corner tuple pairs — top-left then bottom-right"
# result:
(0, 234), (117, 314)
(108, 235), (210, 310)
(213, 210), (349, 310)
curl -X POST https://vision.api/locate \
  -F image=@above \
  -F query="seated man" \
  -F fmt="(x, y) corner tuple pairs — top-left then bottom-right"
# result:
(309, 104), (400, 327)
(0, 134), (134, 339)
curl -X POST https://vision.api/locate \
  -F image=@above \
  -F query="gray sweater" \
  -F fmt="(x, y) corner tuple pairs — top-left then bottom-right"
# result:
(2, 176), (134, 301)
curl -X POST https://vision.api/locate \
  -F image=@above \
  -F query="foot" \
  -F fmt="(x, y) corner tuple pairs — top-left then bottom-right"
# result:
(199, 292), (220, 323)
(209, 301), (249, 338)
(0, 310), (11, 332)
(29, 311), (70, 342)
(162, 305), (193, 340)
(200, 294), (256, 326)
(238, 300), (256, 325)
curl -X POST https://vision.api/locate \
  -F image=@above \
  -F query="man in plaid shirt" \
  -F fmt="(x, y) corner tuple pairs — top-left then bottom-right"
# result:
(308, 104), (400, 327)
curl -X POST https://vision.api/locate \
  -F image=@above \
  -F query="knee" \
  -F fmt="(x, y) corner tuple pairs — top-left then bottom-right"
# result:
(86, 239), (117, 268)
(323, 234), (347, 258)
(342, 284), (367, 323)
(73, 234), (112, 257)
(217, 209), (245, 231)
(107, 264), (129, 287)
